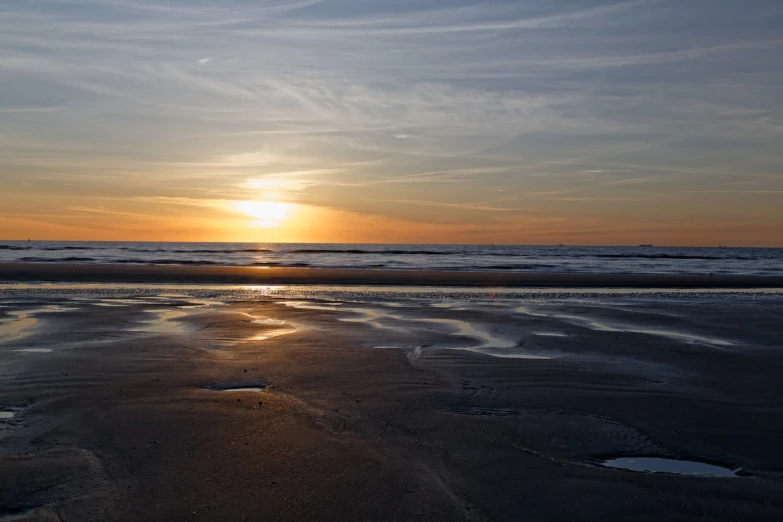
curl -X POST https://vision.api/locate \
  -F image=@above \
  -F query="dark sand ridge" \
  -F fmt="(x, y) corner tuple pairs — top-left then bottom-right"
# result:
(2, 262), (783, 287)
(1, 293), (782, 521)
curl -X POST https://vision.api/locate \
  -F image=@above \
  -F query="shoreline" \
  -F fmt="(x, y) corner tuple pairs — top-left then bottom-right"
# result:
(0, 262), (782, 288)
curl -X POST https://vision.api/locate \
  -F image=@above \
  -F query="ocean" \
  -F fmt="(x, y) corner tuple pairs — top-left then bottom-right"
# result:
(1, 241), (781, 276)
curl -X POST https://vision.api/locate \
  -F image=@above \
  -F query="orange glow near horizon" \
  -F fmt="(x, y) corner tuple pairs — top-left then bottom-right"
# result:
(0, 192), (781, 247)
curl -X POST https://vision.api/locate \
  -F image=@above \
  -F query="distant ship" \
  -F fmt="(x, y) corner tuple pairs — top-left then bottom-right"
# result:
(638, 244), (653, 247)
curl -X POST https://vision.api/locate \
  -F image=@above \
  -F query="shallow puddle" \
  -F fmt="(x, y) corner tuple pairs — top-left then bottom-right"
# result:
(282, 301), (550, 358)
(252, 318), (286, 326)
(556, 314), (622, 332)
(38, 305), (80, 313)
(245, 314), (295, 341)
(600, 457), (737, 476)
(0, 305), (84, 342)
(131, 309), (191, 334)
(553, 312), (733, 347)
(486, 352), (552, 360)
(281, 301), (343, 312)
(0, 312), (37, 341)
(247, 330), (294, 341)
(628, 328), (733, 347)
(419, 317), (517, 351)
(515, 306), (549, 317)
(208, 382), (269, 392)
(338, 308), (396, 330)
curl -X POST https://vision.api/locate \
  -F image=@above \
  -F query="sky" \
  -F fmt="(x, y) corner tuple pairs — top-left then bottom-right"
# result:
(1, 0), (781, 246)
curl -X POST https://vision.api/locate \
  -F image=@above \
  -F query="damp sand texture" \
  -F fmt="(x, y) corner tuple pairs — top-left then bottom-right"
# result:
(0, 288), (782, 521)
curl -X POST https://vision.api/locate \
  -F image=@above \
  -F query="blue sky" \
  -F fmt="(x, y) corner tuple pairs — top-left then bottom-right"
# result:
(1, 0), (781, 244)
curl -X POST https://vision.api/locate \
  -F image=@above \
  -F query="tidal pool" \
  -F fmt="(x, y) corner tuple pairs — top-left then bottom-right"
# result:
(601, 457), (737, 477)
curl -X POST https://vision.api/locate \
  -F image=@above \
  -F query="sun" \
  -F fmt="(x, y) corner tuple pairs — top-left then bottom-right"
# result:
(232, 200), (293, 228)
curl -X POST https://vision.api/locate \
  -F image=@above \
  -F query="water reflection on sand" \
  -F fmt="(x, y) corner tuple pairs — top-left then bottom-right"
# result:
(0, 311), (37, 342)
(0, 305), (79, 343)
(600, 457), (737, 477)
(280, 300), (550, 359)
(0, 284), (769, 358)
(131, 309), (191, 335)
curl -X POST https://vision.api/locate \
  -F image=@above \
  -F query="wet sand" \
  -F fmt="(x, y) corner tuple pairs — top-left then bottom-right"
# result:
(1, 289), (782, 521)
(2, 262), (783, 287)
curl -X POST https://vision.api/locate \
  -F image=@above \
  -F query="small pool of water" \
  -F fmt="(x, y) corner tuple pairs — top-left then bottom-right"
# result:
(0, 312), (37, 341)
(131, 309), (191, 334)
(206, 381), (270, 392)
(252, 318), (286, 326)
(601, 457), (736, 476)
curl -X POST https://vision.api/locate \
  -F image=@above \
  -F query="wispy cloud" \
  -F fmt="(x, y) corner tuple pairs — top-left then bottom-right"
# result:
(1, 0), (782, 242)
(264, 0), (669, 36)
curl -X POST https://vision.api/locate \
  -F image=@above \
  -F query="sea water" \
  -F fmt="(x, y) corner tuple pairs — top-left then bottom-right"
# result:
(1, 242), (781, 276)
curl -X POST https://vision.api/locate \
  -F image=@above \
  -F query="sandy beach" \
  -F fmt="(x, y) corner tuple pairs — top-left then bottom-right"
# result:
(1, 280), (782, 521)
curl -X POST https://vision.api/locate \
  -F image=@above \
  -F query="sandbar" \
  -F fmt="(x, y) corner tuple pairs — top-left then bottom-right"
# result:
(1, 262), (782, 287)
